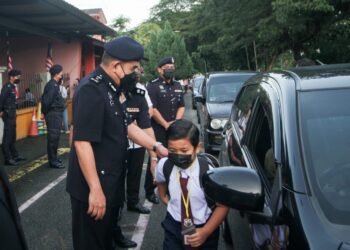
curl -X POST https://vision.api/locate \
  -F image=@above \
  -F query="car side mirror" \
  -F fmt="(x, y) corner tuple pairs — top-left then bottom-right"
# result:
(202, 167), (264, 212)
(194, 95), (205, 104)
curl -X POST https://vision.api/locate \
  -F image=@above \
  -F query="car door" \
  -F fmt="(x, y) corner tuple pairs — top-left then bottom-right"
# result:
(240, 81), (288, 249)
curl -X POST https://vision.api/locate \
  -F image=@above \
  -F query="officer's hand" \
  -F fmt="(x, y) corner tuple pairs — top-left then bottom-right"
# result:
(87, 187), (106, 220)
(156, 144), (168, 158)
(40, 114), (44, 120)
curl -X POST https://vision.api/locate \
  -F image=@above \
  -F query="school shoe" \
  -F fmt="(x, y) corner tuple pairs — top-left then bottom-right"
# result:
(146, 194), (159, 204)
(127, 203), (151, 214)
(114, 235), (137, 248)
(4, 159), (18, 166)
(14, 155), (26, 162)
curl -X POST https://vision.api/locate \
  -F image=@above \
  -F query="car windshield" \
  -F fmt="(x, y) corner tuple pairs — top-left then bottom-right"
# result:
(194, 77), (204, 89)
(207, 75), (251, 103)
(299, 88), (350, 225)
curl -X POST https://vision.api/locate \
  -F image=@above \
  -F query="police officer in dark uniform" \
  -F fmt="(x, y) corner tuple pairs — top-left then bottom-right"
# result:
(41, 65), (65, 169)
(0, 164), (28, 250)
(0, 69), (26, 166)
(124, 79), (156, 214)
(145, 57), (185, 204)
(66, 36), (167, 250)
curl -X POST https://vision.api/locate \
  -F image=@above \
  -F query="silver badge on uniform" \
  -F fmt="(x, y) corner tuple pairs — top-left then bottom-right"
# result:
(108, 92), (114, 106)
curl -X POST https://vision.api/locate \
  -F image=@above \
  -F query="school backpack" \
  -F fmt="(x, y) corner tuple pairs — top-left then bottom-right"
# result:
(162, 153), (218, 209)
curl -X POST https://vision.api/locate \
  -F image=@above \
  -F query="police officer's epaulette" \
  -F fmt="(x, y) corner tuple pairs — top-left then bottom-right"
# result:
(90, 74), (103, 84)
(132, 87), (146, 96)
(151, 78), (159, 83)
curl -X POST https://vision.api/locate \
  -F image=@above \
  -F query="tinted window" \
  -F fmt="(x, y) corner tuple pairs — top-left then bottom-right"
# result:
(234, 84), (259, 138)
(194, 77), (204, 89)
(299, 88), (350, 225)
(207, 75), (252, 103)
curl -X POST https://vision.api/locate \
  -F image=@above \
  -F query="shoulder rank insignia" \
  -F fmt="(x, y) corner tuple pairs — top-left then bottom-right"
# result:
(90, 74), (103, 84)
(134, 88), (145, 96)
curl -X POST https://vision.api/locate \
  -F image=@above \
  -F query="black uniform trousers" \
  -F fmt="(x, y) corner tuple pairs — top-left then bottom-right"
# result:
(2, 116), (18, 162)
(0, 183), (23, 250)
(45, 111), (63, 166)
(71, 196), (116, 250)
(162, 213), (220, 250)
(126, 147), (146, 206)
(144, 124), (167, 197)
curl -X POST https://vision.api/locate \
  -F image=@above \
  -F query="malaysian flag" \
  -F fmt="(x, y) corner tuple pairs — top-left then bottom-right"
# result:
(6, 32), (12, 71)
(45, 43), (53, 71)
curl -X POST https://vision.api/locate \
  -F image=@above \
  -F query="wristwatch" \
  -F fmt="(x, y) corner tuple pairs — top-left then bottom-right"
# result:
(153, 142), (162, 152)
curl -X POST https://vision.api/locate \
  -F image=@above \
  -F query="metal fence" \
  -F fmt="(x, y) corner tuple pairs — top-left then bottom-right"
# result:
(15, 72), (70, 110)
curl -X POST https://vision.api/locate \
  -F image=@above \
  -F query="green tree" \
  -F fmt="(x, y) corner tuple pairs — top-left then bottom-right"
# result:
(143, 21), (194, 81)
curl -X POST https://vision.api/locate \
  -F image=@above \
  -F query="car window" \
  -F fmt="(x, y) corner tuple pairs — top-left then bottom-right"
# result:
(244, 86), (276, 190)
(234, 84), (259, 138)
(299, 88), (350, 225)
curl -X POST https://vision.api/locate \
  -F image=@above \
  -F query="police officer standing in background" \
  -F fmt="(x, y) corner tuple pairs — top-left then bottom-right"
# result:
(145, 57), (185, 204)
(66, 36), (167, 250)
(0, 69), (26, 166)
(41, 65), (65, 169)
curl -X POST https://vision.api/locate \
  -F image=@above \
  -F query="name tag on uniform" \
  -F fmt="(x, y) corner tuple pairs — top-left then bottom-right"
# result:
(175, 89), (182, 93)
(127, 107), (140, 113)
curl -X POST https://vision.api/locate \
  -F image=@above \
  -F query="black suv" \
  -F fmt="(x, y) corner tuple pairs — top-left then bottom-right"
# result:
(196, 72), (255, 153)
(203, 64), (350, 249)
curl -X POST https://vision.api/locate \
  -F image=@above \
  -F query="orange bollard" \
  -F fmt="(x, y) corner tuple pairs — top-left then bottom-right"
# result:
(28, 108), (38, 137)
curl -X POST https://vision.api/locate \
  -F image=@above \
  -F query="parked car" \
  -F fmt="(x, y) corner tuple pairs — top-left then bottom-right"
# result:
(204, 64), (350, 249)
(191, 75), (205, 109)
(196, 72), (256, 153)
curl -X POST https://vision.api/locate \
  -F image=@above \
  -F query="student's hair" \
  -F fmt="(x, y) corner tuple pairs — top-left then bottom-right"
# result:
(166, 119), (199, 148)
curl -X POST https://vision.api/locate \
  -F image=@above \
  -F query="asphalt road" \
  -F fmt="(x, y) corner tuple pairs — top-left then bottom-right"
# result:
(4, 92), (234, 250)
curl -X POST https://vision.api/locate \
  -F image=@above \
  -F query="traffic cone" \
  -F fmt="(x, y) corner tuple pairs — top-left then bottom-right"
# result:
(28, 108), (38, 137)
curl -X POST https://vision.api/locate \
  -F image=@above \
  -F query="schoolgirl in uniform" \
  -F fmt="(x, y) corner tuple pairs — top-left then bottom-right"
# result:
(156, 119), (229, 249)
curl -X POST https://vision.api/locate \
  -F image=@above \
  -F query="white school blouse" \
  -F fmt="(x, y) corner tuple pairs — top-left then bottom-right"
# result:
(155, 157), (212, 225)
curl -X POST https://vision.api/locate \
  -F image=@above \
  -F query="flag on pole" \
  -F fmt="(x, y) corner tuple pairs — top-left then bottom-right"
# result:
(6, 31), (13, 71)
(45, 43), (53, 71)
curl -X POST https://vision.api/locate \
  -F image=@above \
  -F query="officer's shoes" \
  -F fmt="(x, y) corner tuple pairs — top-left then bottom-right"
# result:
(127, 203), (151, 214)
(114, 235), (137, 248)
(5, 159), (18, 166)
(14, 155), (26, 162)
(146, 194), (159, 204)
(49, 163), (65, 169)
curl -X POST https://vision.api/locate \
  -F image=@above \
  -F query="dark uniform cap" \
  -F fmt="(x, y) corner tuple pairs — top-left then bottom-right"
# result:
(158, 57), (175, 68)
(8, 69), (21, 77)
(49, 64), (63, 76)
(104, 36), (146, 61)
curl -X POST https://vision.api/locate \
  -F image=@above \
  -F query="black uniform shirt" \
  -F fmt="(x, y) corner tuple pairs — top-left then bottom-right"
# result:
(66, 66), (132, 207)
(147, 77), (184, 122)
(42, 79), (65, 114)
(124, 88), (151, 129)
(0, 83), (17, 118)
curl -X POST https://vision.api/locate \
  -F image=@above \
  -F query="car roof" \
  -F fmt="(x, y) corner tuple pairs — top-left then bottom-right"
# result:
(207, 71), (256, 80)
(284, 64), (350, 91)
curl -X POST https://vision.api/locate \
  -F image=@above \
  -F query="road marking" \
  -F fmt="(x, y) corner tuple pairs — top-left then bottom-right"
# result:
(19, 172), (67, 214)
(9, 147), (70, 182)
(130, 200), (153, 250)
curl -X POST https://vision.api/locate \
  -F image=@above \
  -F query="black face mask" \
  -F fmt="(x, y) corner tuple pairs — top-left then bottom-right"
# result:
(120, 66), (137, 93)
(163, 69), (175, 80)
(14, 79), (20, 84)
(168, 153), (194, 169)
